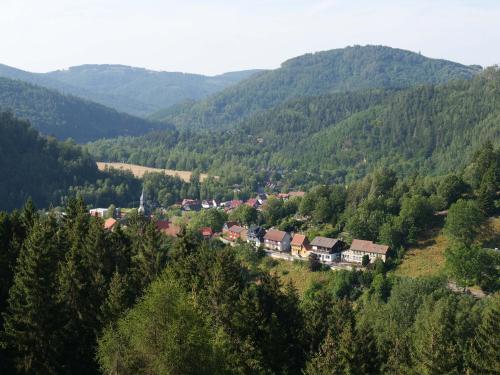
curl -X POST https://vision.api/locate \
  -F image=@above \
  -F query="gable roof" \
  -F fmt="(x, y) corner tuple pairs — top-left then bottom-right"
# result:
(350, 239), (389, 255)
(291, 233), (307, 246)
(229, 225), (245, 234)
(310, 236), (339, 249)
(264, 229), (288, 242)
(103, 218), (117, 230)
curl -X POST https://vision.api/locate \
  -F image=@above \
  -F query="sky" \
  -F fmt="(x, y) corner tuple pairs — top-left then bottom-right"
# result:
(1, 0), (499, 75)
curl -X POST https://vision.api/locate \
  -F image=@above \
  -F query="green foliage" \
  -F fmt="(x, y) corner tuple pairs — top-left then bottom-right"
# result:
(228, 204), (258, 226)
(189, 209), (227, 232)
(0, 112), (144, 211)
(97, 272), (222, 375)
(0, 77), (167, 142)
(445, 199), (485, 246)
(156, 45), (479, 129)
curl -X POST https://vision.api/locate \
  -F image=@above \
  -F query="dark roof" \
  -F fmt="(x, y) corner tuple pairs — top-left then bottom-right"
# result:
(310, 236), (339, 249)
(350, 239), (389, 255)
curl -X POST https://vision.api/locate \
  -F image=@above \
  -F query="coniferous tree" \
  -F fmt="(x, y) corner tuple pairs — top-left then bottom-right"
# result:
(3, 215), (64, 375)
(468, 295), (500, 374)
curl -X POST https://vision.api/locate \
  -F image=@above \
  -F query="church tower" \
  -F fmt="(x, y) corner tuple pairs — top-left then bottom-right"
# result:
(138, 188), (146, 215)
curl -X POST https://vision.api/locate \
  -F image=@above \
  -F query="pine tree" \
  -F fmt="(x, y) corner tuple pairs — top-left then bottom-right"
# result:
(477, 167), (497, 215)
(3, 215), (64, 375)
(468, 295), (500, 374)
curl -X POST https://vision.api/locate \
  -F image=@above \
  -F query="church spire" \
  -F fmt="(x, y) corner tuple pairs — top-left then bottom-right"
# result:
(138, 188), (145, 215)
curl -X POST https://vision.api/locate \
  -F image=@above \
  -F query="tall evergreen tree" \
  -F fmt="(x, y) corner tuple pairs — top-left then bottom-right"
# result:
(3, 215), (64, 375)
(468, 295), (500, 374)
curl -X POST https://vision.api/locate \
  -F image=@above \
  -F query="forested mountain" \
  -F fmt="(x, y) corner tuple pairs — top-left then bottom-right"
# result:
(0, 63), (261, 116)
(151, 45), (482, 129)
(0, 112), (141, 210)
(0, 77), (168, 142)
(89, 68), (500, 185)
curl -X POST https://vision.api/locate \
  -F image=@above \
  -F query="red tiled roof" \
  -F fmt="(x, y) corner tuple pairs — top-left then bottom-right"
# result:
(246, 198), (258, 207)
(200, 227), (213, 237)
(350, 239), (389, 255)
(264, 229), (287, 242)
(103, 218), (117, 230)
(231, 200), (243, 208)
(277, 193), (290, 199)
(291, 233), (307, 246)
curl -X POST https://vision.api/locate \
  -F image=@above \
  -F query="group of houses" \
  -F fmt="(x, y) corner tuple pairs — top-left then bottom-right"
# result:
(180, 191), (306, 213)
(222, 222), (389, 265)
(90, 189), (390, 266)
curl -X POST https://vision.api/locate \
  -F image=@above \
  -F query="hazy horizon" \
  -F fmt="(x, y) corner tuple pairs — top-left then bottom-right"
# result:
(1, 0), (499, 75)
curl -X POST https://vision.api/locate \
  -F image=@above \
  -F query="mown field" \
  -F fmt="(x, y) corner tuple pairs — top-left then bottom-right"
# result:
(96, 161), (209, 182)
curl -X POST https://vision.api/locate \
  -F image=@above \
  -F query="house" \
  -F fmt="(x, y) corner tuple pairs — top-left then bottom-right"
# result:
(310, 237), (344, 263)
(290, 234), (310, 257)
(201, 200), (212, 209)
(223, 221), (239, 234)
(341, 239), (390, 264)
(263, 229), (291, 252)
(156, 220), (181, 237)
(103, 218), (118, 231)
(181, 199), (201, 211)
(247, 225), (265, 247)
(199, 227), (213, 239)
(245, 198), (260, 209)
(227, 225), (246, 241)
(89, 208), (108, 217)
(277, 193), (290, 200)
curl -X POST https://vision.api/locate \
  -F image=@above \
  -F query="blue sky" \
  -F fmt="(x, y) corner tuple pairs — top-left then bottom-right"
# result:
(1, 0), (499, 75)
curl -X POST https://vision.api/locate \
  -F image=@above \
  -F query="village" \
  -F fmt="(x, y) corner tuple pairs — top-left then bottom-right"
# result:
(90, 189), (391, 269)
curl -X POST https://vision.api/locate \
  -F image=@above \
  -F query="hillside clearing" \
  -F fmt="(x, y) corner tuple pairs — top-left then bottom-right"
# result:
(96, 162), (210, 182)
(394, 229), (448, 278)
(261, 258), (331, 295)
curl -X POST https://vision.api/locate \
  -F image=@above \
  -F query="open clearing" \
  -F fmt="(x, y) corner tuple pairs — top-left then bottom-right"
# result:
(394, 217), (500, 279)
(97, 162), (209, 182)
(261, 258), (332, 295)
(394, 230), (448, 278)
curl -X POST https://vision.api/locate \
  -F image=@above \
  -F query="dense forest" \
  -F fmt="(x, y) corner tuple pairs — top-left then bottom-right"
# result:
(0, 141), (498, 374)
(152, 45), (481, 128)
(88, 68), (500, 187)
(0, 112), (145, 210)
(0, 77), (169, 142)
(0, 63), (260, 116)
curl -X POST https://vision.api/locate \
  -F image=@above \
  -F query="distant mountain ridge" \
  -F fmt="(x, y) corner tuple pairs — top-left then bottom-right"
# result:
(0, 76), (168, 142)
(151, 45), (482, 129)
(0, 63), (262, 116)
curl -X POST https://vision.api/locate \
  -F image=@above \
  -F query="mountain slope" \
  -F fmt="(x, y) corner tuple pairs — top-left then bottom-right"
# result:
(88, 68), (500, 185)
(152, 45), (482, 129)
(0, 63), (261, 116)
(0, 112), (99, 210)
(0, 77), (168, 142)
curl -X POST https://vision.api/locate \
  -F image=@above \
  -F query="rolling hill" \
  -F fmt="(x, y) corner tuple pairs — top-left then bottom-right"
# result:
(0, 63), (261, 116)
(0, 77), (168, 142)
(151, 45), (482, 129)
(88, 68), (500, 185)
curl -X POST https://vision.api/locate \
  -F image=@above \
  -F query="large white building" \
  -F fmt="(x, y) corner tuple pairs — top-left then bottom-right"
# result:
(342, 239), (389, 263)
